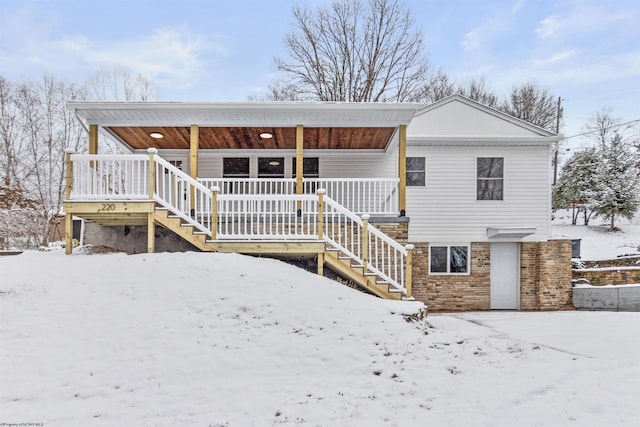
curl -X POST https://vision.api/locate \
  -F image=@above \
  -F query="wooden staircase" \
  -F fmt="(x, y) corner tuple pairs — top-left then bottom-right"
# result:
(323, 250), (403, 300)
(63, 153), (412, 301)
(152, 206), (407, 300)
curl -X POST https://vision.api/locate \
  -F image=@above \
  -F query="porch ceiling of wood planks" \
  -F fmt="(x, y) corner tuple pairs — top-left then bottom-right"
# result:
(107, 126), (396, 150)
(68, 101), (422, 151)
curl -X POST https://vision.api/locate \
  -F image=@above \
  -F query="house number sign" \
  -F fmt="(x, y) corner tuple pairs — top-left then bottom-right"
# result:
(97, 203), (116, 212)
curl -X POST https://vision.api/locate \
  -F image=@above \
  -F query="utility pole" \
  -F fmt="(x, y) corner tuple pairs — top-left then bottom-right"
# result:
(553, 96), (563, 186)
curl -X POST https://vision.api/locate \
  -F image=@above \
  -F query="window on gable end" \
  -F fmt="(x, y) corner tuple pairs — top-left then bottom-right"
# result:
(477, 157), (503, 200)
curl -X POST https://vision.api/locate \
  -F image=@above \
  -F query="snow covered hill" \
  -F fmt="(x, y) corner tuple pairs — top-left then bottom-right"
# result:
(2, 250), (640, 426)
(552, 209), (640, 260)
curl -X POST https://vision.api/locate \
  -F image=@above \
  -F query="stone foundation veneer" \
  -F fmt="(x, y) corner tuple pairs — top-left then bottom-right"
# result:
(410, 239), (572, 311)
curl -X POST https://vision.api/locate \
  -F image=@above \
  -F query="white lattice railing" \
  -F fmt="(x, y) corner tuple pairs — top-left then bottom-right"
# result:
(198, 177), (398, 215)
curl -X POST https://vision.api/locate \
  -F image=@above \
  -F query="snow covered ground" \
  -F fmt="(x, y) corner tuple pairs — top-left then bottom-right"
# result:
(2, 250), (640, 426)
(552, 209), (640, 260)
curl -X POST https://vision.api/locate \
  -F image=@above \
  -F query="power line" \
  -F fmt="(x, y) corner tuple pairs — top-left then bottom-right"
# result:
(563, 118), (640, 140)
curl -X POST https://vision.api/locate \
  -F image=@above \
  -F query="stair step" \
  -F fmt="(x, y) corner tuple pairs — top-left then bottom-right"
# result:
(193, 231), (209, 235)
(388, 288), (404, 293)
(402, 296), (415, 301)
(350, 263), (364, 268)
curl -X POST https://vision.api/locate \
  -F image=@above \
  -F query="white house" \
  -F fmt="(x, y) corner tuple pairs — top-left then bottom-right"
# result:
(63, 95), (572, 311)
(403, 95), (570, 310)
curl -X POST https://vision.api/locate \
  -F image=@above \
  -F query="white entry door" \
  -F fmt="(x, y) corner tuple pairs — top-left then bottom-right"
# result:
(490, 243), (520, 309)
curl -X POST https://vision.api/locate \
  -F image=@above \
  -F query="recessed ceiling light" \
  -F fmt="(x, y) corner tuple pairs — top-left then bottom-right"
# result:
(259, 132), (273, 139)
(149, 132), (164, 139)
(268, 160), (280, 166)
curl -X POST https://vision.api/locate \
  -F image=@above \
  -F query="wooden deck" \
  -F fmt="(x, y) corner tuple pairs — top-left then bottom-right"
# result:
(63, 153), (413, 300)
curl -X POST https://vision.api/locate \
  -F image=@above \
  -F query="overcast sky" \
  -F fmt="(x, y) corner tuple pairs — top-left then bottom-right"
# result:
(1, 0), (638, 153)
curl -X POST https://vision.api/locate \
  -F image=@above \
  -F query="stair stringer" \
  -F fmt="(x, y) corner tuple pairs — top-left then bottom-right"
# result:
(153, 206), (406, 301)
(153, 208), (216, 252)
(323, 250), (402, 300)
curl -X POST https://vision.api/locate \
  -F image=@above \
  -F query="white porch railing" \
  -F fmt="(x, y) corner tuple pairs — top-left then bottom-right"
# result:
(307, 178), (398, 215)
(66, 152), (410, 295)
(70, 154), (149, 200)
(215, 194), (318, 240)
(199, 177), (399, 215)
(198, 178), (296, 196)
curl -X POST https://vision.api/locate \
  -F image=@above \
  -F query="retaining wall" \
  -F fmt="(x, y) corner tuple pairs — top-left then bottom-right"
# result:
(573, 285), (640, 311)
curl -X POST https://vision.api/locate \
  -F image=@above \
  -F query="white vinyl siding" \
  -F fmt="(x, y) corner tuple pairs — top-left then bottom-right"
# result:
(406, 144), (551, 242)
(194, 153), (221, 178)
(317, 153), (396, 179)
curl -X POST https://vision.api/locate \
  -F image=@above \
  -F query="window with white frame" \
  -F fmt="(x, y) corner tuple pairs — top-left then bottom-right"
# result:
(477, 157), (504, 200)
(406, 157), (426, 186)
(429, 245), (470, 274)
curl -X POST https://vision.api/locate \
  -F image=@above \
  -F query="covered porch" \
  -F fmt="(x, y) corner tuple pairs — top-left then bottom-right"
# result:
(64, 101), (421, 299)
(67, 101), (420, 215)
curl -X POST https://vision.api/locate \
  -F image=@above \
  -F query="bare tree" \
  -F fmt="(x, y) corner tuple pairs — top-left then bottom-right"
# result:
(0, 77), (28, 188)
(455, 76), (499, 108)
(86, 66), (157, 101)
(275, 0), (431, 102)
(248, 81), (307, 101)
(582, 108), (622, 149)
(410, 69), (455, 104)
(2, 70), (157, 248)
(502, 81), (558, 132)
(12, 76), (87, 246)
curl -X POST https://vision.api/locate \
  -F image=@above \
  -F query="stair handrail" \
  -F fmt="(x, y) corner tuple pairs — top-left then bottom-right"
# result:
(366, 224), (408, 292)
(152, 152), (212, 236)
(323, 195), (407, 295)
(322, 195), (363, 263)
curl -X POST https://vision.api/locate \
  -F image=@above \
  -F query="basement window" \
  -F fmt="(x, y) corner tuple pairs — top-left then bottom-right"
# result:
(429, 245), (470, 274)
